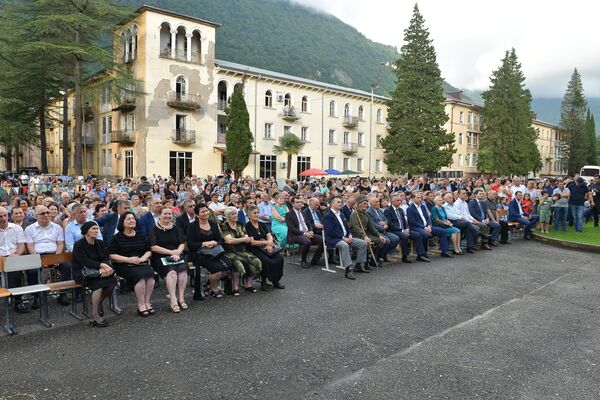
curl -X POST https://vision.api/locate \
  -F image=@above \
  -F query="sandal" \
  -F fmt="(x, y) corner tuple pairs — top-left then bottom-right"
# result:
(244, 286), (257, 293)
(209, 289), (224, 299)
(232, 289), (240, 297)
(170, 304), (181, 313)
(137, 308), (150, 317)
(147, 307), (156, 315)
(178, 301), (188, 310)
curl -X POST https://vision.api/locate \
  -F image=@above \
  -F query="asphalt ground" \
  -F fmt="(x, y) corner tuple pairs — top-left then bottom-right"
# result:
(1, 240), (599, 400)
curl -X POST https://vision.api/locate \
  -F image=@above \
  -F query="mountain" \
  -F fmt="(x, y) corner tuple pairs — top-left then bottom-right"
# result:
(531, 98), (600, 132)
(118, 0), (460, 96)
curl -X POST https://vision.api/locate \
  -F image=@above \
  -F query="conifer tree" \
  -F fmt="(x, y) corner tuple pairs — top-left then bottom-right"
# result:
(225, 85), (253, 178)
(560, 68), (589, 175)
(381, 4), (454, 176)
(585, 110), (597, 165)
(478, 49), (540, 175)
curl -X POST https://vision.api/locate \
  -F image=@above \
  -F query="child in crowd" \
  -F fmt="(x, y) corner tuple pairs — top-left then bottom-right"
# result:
(521, 192), (533, 214)
(537, 190), (552, 233)
(498, 197), (509, 222)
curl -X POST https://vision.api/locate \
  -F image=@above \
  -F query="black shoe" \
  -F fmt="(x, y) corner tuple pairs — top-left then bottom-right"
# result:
(57, 293), (70, 306)
(364, 262), (373, 272)
(401, 257), (413, 264)
(417, 256), (431, 262)
(481, 244), (492, 250)
(300, 261), (311, 269)
(345, 267), (355, 280)
(311, 259), (325, 266)
(273, 282), (285, 289)
(89, 319), (109, 328)
(382, 255), (390, 262)
(261, 280), (269, 291)
(15, 302), (30, 314)
(466, 248), (475, 254)
(452, 250), (464, 256)
(355, 263), (370, 273)
(31, 297), (40, 309)
(499, 240), (512, 244)
(441, 252), (454, 258)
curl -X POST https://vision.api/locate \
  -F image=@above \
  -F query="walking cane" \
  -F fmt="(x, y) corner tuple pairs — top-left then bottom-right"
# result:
(353, 207), (380, 269)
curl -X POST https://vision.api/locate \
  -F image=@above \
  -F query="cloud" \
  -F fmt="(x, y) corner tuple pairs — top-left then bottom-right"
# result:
(289, 0), (600, 97)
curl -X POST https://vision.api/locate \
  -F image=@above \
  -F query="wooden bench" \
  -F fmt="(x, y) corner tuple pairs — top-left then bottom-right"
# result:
(508, 222), (523, 240)
(40, 253), (85, 321)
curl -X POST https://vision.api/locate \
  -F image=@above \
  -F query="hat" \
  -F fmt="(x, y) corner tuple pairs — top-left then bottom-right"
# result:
(80, 221), (98, 236)
(356, 195), (368, 205)
(576, 177), (584, 183)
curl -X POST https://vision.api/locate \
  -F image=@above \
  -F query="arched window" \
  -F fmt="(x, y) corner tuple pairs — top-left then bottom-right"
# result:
(120, 32), (128, 63)
(358, 105), (364, 120)
(175, 26), (187, 60)
(344, 103), (350, 117)
(376, 109), (383, 123)
(159, 22), (172, 57)
(329, 100), (336, 117)
(191, 30), (201, 63)
(129, 25), (137, 61)
(284, 93), (292, 107)
(175, 76), (187, 96)
(265, 90), (273, 107)
(301, 96), (308, 112)
(218, 81), (228, 110)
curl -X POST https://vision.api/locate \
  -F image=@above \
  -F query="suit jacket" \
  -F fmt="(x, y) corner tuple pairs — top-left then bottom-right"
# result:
(323, 209), (350, 248)
(468, 199), (489, 222)
(341, 204), (353, 221)
(175, 212), (195, 237)
(303, 207), (324, 234)
(95, 212), (119, 246)
(508, 199), (526, 222)
(138, 211), (157, 238)
(365, 207), (387, 234)
(384, 206), (408, 232)
(285, 208), (310, 242)
(406, 203), (432, 229)
(237, 209), (249, 225)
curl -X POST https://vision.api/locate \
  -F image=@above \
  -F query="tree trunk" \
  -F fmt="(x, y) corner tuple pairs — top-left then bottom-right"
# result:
(39, 99), (48, 173)
(14, 145), (20, 171)
(62, 87), (69, 175)
(5, 146), (12, 171)
(73, 25), (83, 176)
(287, 153), (292, 179)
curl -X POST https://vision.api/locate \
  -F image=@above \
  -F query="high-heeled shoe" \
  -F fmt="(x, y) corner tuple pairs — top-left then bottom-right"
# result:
(137, 308), (150, 317)
(89, 319), (108, 327)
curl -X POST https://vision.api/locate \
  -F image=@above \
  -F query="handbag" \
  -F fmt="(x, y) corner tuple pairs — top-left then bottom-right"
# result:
(81, 266), (100, 279)
(199, 244), (225, 258)
(161, 256), (186, 266)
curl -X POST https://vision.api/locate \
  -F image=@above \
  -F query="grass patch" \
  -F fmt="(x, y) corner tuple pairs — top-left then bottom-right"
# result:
(536, 221), (600, 246)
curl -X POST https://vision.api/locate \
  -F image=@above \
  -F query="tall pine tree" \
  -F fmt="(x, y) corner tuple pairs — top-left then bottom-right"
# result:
(382, 4), (454, 176)
(225, 85), (253, 178)
(585, 110), (597, 165)
(560, 68), (589, 175)
(478, 49), (540, 175)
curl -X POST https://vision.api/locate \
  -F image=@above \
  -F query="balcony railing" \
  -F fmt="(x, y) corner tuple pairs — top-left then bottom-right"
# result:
(216, 132), (226, 145)
(342, 115), (359, 128)
(167, 91), (201, 111)
(171, 129), (196, 144)
(82, 136), (96, 146)
(280, 106), (300, 121)
(342, 142), (358, 154)
(217, 98), (228, 111)
(111, 129), (136, 144)
(159, 48), (187, 62)
(113, 97), (136, 112)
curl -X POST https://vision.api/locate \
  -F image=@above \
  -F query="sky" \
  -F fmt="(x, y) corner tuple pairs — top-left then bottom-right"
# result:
(291, 0), (600, 98)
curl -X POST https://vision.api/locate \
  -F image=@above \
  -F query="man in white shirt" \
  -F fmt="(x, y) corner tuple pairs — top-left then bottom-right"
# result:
(510, 177), (527, 198)
(454, 190), (491, 250)
(0, 207), (30, 313)
(24, 205), (70, 306)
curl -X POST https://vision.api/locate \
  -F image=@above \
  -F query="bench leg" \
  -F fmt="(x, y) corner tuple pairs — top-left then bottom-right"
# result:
(39, 293), (53, 328)
(108, 289), (122, 315)
(81, 289), (90, 318)
(69, 288), (83, 321)
(4, 298), (15, 335)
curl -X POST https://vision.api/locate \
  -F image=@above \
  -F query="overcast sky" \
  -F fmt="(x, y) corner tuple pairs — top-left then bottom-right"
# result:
(291, 0), (600, 98)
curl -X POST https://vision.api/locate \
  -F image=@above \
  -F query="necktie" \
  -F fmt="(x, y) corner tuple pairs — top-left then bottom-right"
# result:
(298, 210), (308, 232)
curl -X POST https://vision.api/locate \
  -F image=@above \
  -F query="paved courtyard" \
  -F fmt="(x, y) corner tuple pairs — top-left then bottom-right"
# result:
(1, 240), (599, 399)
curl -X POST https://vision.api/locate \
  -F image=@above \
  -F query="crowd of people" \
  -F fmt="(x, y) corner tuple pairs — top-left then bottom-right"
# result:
(0, 171), (598, 328)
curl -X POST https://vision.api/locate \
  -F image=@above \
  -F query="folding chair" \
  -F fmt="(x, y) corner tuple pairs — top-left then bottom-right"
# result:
(321, 231), (344, 273)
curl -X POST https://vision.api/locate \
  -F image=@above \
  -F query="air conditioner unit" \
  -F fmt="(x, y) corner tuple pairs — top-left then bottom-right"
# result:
(115, 153), (121, 160)
(276, 93), (284, 102)
(280, 162), (288, 169)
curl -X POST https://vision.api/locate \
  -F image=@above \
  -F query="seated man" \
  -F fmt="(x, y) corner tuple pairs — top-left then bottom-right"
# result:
(443, 192), (482, 253)
(285, 197), (324, 268)
(65, 203), (103, 252)
(349, 195), (386, 270)
(365, 196), (399, 262)
(384, 193), (419, 263)
(469, 189), (501, 246)
(303, 197), (324, 236)
(455, 189), (492, 250)
(0, 206), (29, 313)
(406, 192), (453, 261)
(323, 197), (368, 280)
(508, 191), (540, 239)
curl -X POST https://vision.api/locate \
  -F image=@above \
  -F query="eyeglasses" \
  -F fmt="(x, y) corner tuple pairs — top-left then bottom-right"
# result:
(36, 211), (49, 216)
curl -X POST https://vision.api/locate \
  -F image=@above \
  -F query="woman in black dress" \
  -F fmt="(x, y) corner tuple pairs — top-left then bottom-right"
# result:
(108, 211), (155, 317)
(187, 203), (235, 300)
(149, 206), (187, 313)
(245, 205), (285, 290)
(72, 221), (117, 327)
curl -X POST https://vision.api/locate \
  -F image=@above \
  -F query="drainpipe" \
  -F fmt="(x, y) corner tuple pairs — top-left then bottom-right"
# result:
(254, 74), (260, 178)
(321, 90), (325, 169)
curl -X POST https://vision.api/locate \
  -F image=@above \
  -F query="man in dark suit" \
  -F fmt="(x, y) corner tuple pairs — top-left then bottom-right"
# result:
(406, 192), (453, 261)
(286, 197), (323, 268)
(323, 196), (367, 280)
(469, 189), (500, 245)
(95, 199), (131, 246)
(138, 197), (162, 238)
(175, 199), (196, 237)
(508, 191), (539, 239)
(366, 196), (399, 262)
(237, 196), (255, 225)
(341, 194), (356, 221)
(384, 193), (419, 263)
(303, 197), (324, 235)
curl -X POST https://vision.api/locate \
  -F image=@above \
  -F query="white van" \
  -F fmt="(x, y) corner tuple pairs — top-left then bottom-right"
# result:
(580, 165), (600, 182)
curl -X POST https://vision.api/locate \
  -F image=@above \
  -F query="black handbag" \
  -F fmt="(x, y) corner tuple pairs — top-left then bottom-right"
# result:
(81, 266), (100, 279)
(199, 245), (225, 258)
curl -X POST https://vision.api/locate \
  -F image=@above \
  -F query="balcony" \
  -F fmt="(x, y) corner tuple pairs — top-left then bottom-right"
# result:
(342, 142), (358, 154)
(111, 130), (136, 144)
(159, 48), (187, 63)
(167, 92), (201, 111)
(280, 106), (300, 121)
(82, 135), (96, 146)
(342, 115), (359, 128)
(171, 129), (196, 145)
(113, 97), (136, 112)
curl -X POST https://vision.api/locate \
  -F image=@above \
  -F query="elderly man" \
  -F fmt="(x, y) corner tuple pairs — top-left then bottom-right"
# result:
(510, 177), (527, 198)
(485, 190), (511, 244)
(139, 197), (163, 238)
(508, 191), (539, 239)
(552, 178), (570, 232)
(0, 206), (29, 313)
(303, 197), (324, 235)
(285, 197), (324, 268)
(65, 203), (103, 252)
(469, 189), (500, 246)
(384, 193), (418, 263)
(24, 205), (70, 306)
(341, 194), (356, 221)
(175, 199), (196, 237)
(349, 195), (386, 269)
(366, 195), (399, 262)
(443, 192), (480, 253)
(455, 189), (492, 250)
(257, 192), (272, 233)
(406, 192), (452, 261)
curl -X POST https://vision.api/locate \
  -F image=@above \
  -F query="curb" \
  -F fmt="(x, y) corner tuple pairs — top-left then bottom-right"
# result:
(532, 233), (600, 254)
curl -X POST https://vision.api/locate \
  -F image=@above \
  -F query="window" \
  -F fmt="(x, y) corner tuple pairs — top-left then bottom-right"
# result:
(265, 90), (273, 107)
(344, 103), (350, 117)
(459, 111), (464, 123)
(329, 100), (336, 117)
(466, 153), (472, 167)
(283, 125), (292, 135)
(358, 106), (364, 120)
(125, 149), (133, 177)
(107, 115), (112, 142)
(101, 116), (107, 144)
(468, 112), (473, 126)
(300, 127), (308, 142)
(301, 96), (308, 112)
(343, 158), (350, 171)
(375, 159), (382, 173)
(376, 135), (382, 148)
(472, 153), (478, 166)
(284, 93), (292, 107)
(358, 132), (365, 146)
(297, 156), (311, 179)
(466, 132), (472, 146)
(328, 129), (336, 144)
(473, 133), (478, 147)
(175, 75), (187, 95)
(458, 132), (463, 145)
(328, 157), (336, 169)
(458, 154), (464, 166)
(357, 158), (363, 172)
(175, 114), (187, 132)
(169, 151), (192, 182)
(264, 123), (274, 139)
(376, 109), (383, 123)
(259, 155), (277, 179)
(343, 131), (350, 144)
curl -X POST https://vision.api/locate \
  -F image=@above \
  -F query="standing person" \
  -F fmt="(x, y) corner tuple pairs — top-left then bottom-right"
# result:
(72, 221), (116, 327)
(285, 197), (324, 268)
(569, 177), (592, 232)
(591, 175), (600, 227)
(552, 179), (570, 232)
(537, 190), (552, 233)
(508, 191), (539, 239)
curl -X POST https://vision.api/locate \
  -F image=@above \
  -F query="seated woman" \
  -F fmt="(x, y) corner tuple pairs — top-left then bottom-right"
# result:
(270, 193), (289, 250)
(72, 221), (117, 328)
(187, 203), (236, 299)
(221, 206), (262, 294)
(245, 205), (285, 290)
(108, 211), (156, 317)
(149, 206), (188, 313)
(431, 195), (462, 255)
